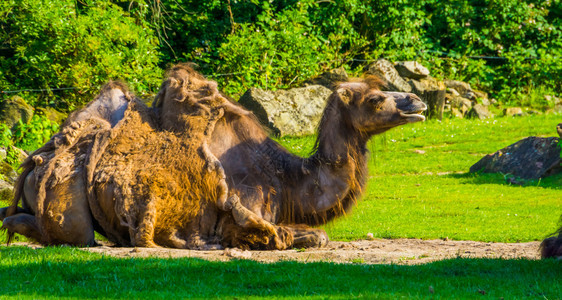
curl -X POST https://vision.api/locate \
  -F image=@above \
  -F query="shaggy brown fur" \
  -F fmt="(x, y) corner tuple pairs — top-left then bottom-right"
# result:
(2, 64), (427, 250)
(3, 81), (132, 245)
(540, 220), (562, 259)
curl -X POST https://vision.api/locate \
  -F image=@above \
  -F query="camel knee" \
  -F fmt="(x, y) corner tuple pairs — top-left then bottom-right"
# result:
(2, 213), (42, 241)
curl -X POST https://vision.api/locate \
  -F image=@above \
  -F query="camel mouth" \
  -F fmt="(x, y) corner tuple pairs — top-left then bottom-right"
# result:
(400, 111), (426, 122)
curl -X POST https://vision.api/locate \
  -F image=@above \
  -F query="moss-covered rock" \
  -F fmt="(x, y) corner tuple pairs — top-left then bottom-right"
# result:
(0, 95), (34, 129)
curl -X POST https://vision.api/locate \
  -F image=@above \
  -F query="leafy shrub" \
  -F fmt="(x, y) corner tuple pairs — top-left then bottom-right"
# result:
(0, 0), (162, 110)
(12, 114), (59, 152)
(214, 3), (340, 95)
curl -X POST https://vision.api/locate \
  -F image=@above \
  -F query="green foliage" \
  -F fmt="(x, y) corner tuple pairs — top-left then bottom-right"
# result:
(11, 114), (59, 152)
(215, 3), (339, 95)
(0, 0), (162, 110)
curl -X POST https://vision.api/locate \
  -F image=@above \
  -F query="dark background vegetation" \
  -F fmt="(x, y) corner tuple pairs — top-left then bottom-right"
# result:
(1, 0), (560, 110)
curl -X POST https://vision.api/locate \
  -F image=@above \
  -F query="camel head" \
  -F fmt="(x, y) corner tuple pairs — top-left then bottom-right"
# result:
(152, 63), (221, 114)
(333, 79), (427, 136)
(153, 64), (252, 131)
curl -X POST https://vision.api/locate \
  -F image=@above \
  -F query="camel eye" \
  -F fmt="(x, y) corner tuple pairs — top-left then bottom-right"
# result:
(368, 96), (385, 109)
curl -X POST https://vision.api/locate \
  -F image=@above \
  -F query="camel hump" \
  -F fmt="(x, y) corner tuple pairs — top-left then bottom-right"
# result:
(68, 81), (133, 127)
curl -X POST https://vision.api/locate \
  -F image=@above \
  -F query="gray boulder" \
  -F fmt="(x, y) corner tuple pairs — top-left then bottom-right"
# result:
(468, 104), (491, 120)
(470, 136), (561, 179)
(365, 59), (412, 92)
(444, 80), (473, 99)
(553, 96), (562, 114)
(449, 96), (473, 118)
(0, 178), (13, 201)
(304, 67), (348, 89)
(394, 61), (430, 79)
(0, 95), (34, 129)
(408, 77), (446, 120)
(1, 161), (18, 184)
(35, 107), (67, 124)
(239, 85), (332, 136)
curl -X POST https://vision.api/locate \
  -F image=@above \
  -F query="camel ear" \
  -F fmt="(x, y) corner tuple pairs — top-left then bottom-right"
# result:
(336, 88), (353, 104)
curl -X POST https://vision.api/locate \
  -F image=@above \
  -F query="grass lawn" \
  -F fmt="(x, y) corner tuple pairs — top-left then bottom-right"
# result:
(1, 114), (561, 298)
(0, 246), (560, 299)
(278, 114), (562, 243)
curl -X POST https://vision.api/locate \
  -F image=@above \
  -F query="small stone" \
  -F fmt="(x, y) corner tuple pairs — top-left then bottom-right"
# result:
(224, 248), (252, 259)
(504, 107), (524, 117)
(366, 233), (374, 240)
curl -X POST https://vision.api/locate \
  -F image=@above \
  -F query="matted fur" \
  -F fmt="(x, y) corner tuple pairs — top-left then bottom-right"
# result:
(5, 81), (132, 244)
(92, 99), (222, 247)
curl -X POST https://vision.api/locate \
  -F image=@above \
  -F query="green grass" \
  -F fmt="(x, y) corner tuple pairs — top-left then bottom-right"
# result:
(0, 246), (560, 299)
(278, 114), (562, 242)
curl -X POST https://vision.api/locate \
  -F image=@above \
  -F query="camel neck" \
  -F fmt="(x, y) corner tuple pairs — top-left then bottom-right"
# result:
(282, 116), (370, 225)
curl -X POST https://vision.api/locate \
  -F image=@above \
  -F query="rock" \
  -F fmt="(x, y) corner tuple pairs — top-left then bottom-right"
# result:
(394, 61), (430, 79)
(0, 161), (18, 184)
(303, 67), (348, 89)
(35, 107), (67, 124)
(408, 77), (446, 120)
(239, 85), (332, 136)
(468, 104), (491, 120)
(444, 80), (473, 99)
(504, 107), (524, 117)
(449, 96), (473, 117)
(0, 178), (13, 201)
(473, 90), (490, 105)
(365, 59), (412, 92)
(0, 95), (34, 130)
(223, 248), (252, 259)
(526, 109), (541, 115)
(553, 96), (562, 114)
(447, 88), (460, 97)
(470, 137), (561, 179)
(11, 146), (28, 162)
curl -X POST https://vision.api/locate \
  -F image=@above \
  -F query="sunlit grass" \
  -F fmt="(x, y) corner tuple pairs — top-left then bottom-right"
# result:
(277, 114), (562, 242)
(0, 246), (560, 299)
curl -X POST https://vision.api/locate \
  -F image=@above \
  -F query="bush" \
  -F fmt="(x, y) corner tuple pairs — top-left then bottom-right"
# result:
(0, 0), (162, 110)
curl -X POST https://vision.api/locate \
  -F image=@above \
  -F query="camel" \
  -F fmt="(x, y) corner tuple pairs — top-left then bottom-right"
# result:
(1, 64), (427, 250)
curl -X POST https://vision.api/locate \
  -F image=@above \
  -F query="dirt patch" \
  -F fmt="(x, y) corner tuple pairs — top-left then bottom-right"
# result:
(14, 239), (542, 265)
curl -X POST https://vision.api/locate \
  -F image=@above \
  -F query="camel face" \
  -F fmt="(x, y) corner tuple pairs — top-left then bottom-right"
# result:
(337, 83), (426, 134)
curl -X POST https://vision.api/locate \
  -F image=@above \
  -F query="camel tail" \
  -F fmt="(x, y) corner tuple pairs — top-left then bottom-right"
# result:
(3, 155), (35, 244)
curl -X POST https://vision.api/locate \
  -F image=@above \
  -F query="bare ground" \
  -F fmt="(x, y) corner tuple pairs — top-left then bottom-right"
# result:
(15, 239), (542, 265)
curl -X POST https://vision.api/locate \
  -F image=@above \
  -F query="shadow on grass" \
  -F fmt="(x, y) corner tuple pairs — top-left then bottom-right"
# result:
(446, 172), (562, 190)
(0, 246), (560, 299)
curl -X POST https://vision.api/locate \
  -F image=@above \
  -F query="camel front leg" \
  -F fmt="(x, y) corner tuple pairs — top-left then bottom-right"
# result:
(283, 225), (329, 248)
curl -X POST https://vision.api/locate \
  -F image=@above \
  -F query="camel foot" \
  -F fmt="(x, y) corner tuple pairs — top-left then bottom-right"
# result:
(231, 199), (276, 236)
(2, 213), (42, 241)
(287, 226), (329, 248)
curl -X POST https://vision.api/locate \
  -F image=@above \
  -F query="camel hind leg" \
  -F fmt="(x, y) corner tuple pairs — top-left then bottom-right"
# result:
(1, 213), (42, 242)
